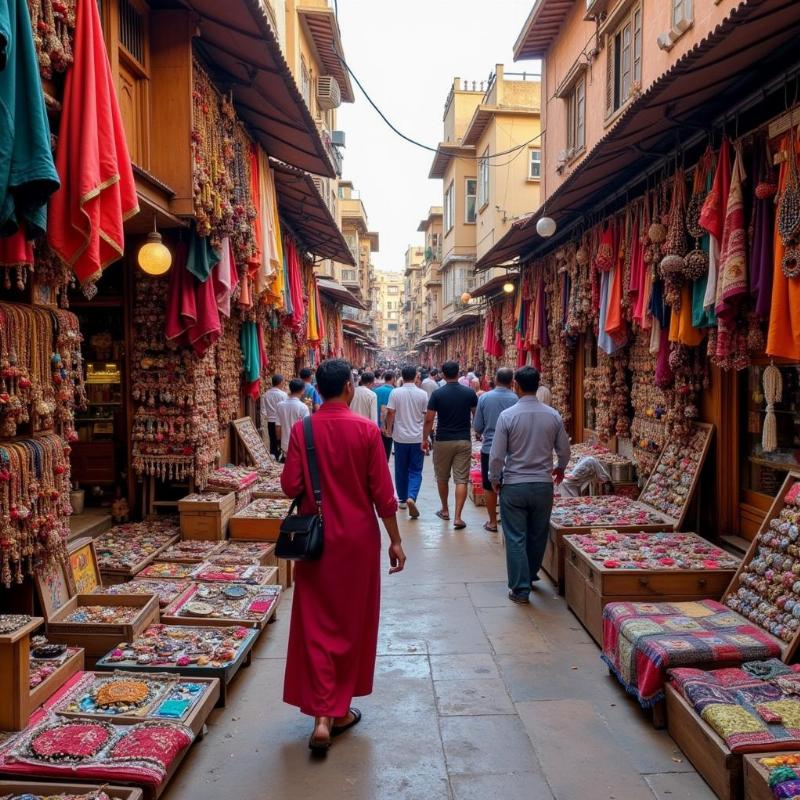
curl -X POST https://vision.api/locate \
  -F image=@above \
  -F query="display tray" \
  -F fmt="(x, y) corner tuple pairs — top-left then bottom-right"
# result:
(563, 531), (740, 645)
(67, 538), (102, 595)
(134, 562), (199, 581)
(95, 624), (259, 707)
(189, 564), (277, 586)
(250, 475), (286, 499)
(216, 541), (276, 567)
(228, 499), (292, 541)
(44, 670), (219, 737)
(28, 638), (86, 715)
(176, 492), (236, 513)
(231, 417), (274, 474)
(94, 521), (180, 583)
(665, 683), (742, 800)
(93, 580), (195, 610)
(0, 781), (144, 800)
(743, 753), (799, 800)
(160, 583), (281, 629)
(156, 540), (227, 563)
(205, 464), (259, 493)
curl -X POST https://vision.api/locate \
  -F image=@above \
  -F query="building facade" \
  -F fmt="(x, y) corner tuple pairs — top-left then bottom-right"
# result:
(418, 207), (444, 336)
(403, 246), (425, 351)
(375, 271), (405, 351)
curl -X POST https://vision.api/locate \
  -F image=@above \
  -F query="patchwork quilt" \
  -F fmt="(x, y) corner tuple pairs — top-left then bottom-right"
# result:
(601, 599), (782, 707)
(669, 666), (800, 753)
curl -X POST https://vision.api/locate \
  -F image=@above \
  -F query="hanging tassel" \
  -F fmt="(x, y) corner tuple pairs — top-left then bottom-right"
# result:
(762, 363), (783, 453)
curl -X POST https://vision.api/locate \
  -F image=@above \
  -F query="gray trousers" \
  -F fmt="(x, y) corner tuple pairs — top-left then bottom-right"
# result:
(499, 482), (554, 597)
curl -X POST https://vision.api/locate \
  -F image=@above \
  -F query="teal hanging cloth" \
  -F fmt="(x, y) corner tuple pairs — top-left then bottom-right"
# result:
(240, 319), (261, 398)
(186, 224), (220, 281)
(0, 0), (60, 237)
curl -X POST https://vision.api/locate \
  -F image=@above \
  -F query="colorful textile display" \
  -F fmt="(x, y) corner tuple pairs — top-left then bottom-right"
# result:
(601, 599), (782, 707)
(47, 0), (138, 292)
(758, 753), (800, 798)
(669, 665), (800, 752)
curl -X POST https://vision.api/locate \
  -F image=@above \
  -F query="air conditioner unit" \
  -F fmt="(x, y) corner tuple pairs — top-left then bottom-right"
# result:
(330, 130), (346, 148)
(317, 76), (342, 110)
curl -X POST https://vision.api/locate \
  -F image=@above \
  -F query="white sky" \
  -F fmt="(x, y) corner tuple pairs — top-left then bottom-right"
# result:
(336, 0), (540, 272)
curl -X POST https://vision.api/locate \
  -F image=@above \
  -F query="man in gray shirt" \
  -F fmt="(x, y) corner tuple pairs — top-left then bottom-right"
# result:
(489, 366), (570, 604)
(473, 367), (517, 533)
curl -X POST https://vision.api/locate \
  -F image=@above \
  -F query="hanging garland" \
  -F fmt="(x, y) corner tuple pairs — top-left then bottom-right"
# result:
(27, 0), (77, 79)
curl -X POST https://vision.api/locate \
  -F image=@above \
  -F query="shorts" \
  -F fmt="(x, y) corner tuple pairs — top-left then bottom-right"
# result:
(433, 440), (472, 484)
(480, 451), (495, 492)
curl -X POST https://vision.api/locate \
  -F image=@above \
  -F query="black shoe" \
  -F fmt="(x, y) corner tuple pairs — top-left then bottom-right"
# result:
(508, 592), (530, 605)
(531, 573), (541, 583)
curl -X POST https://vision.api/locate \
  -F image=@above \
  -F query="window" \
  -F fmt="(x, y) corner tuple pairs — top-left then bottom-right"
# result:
(528, 148), (542, 180)
(300, 57), (311, 108)
(431, 232), (439, 251)
(672, 0), (692, 28)
(464, 178), (477, 223)
(606, 4), (642, 117)
(341, 268), (357, 283)
(477, 149), (489, 209)
(444, 182), (455, 232)
(388, 286), (399, 294)
(567, 77), (586, 153)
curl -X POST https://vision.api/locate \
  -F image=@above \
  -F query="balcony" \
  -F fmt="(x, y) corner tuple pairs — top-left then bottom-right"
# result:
(319, 127), (344, 177)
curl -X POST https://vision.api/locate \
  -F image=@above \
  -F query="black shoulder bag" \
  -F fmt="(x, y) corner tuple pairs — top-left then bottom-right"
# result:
(276, 415), (324, 561)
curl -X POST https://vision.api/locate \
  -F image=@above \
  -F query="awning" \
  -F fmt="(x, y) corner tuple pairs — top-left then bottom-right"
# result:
(462, 106), (539, 148)
(317, 278), (365, 309)
(184, 0), (336, 177)
(426, 310), (482, 337)
(513, 0), (574, 61)
(269, 159), (355, 265)
(297, 6), (355, 103)
(428, 143), (475, 179)
(469, 273), (518, 299)
(479, 0), (800, 270)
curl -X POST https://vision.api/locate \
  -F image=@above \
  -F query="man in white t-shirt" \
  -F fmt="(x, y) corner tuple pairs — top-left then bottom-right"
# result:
(385, 365), (429, 519)
(276, 378), (310, 458)
(421, 369), (439, 399)
(349, 372), (378, 424)
(261, 374), (287, 459)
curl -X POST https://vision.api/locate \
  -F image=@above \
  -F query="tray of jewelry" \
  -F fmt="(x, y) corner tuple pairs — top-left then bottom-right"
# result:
(94, 520), (180, 580)
(0, 781), (144, 800)
(134, 562), (199, 581)
(229, 498), (293, 540)
(161, 583), (281, 629)
(550, 496), (673, 532)
(204, 465), (258, 493)
(176, 492), (235, 513)
(250, 475), (286, 499)
(215, 541), (275, 566)
(156, 540), (226, 563)
(93, 580), (195, 610)
(190, 564), (277, 586)
(231, 417), (274, 473)
(46, 670), (219, 735)
(28, 636), (86, 710)
(0, 615), (41, 643)
(95, 624), (259, 705)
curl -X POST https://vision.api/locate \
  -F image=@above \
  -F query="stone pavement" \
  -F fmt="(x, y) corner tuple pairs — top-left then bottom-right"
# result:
(163, 457), (716, 800)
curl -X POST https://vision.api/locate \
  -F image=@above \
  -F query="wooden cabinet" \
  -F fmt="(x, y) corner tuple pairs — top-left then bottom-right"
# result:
(70, 441), (117, 484)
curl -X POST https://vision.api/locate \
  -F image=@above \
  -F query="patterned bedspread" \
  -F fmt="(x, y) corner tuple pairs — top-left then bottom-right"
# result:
(669, 665), (800, 753)
(601, 599), (782, 707)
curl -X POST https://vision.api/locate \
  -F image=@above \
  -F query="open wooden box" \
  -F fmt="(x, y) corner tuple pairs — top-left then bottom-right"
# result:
(36, 559), (159, 661)
(178, 492), (236, 541)
(160, 583), (281, 629)
(95, 527), (180, 585)
(0, 782), (143, 800)
(546, 422), (714, 593)
(0, 615), (84, 731)
(229, 499), (293, 541)
(743, 752), (794, 800)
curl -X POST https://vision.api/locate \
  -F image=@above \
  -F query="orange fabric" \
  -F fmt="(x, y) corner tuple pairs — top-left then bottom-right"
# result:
(604, 227), (626, 342)
(47, 0), (138, 287)
(767, 134), (800, 360)
(668, 284), (705, 346)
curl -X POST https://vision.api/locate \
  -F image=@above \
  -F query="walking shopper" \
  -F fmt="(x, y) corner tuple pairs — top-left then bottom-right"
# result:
(261, 374), (287, 459)
(299, 367), (321, 412)
(281, 359), (406, 753)
(350, 372), (378, 424)
(373, 370), (396, 460)
(423, 360), (478, 529)
(276, 378), (309, 459)
(421, 369), (438, 398)
(473, 368), (518, 532)
(489, 366), (570, 604)
(385, 365), (428, 519)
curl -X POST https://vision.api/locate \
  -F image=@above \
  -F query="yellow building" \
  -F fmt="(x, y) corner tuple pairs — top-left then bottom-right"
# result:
(417, 207), (444, 336)
(403, 246), (425, 351)
(375, 271), (405, 351)
(429, 66), (541, 321)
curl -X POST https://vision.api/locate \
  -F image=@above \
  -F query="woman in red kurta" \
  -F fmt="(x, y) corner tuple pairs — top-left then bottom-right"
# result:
(280, 359), (405, 752)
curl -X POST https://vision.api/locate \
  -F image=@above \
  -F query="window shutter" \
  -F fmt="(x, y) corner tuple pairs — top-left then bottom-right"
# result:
(605, 35), (615, 117)
(633, 6), (643, 84)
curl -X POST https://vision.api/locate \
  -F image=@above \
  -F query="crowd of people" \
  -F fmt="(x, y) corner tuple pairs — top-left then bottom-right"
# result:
(266, 358), (569, 752)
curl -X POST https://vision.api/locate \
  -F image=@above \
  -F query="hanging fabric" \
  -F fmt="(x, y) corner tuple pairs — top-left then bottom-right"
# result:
(700, 137), (731, 310)
(750, 136), (777, 320)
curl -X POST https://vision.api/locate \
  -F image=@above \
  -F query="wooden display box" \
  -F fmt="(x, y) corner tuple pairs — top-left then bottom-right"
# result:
(666, 683), (743, 800)
(211, 542), (276, 567)
(160, 585), (281, 630)
(743, 753), (789, 800)
(0, 782), (143, 800)
(52, 671), (220, 737)
(564, 534), (738, 645)
(36, 560), (159, 661)
(98, 538), (179, 585)
(229, 512), (283, 541)
(178, 492), (236, 541)
(158, 541), (227, 563)
(67, 537), (103, 595)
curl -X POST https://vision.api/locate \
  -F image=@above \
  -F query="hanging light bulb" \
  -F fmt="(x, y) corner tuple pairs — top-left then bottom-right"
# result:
(137, 216), (172, 276)
(503, 281), (515, 294)
(536, 215), (557, 238)
(460, 292), (472, 304)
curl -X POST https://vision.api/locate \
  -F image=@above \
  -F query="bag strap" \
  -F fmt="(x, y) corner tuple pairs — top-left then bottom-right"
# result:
(303, 415), (322, 514)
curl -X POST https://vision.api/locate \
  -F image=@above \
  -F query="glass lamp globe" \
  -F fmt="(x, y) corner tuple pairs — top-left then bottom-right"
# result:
(503, 282), (515, 294)
(536, 216), (557, 238)
(460, 292), (472, 304)
(138, 232), (172, 276)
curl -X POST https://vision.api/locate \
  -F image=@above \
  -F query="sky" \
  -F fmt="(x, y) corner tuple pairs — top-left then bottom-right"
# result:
(335, 0), (540, 273)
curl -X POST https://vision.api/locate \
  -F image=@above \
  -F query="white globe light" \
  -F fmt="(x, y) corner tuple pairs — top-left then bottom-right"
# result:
(536, 216), (557, 238)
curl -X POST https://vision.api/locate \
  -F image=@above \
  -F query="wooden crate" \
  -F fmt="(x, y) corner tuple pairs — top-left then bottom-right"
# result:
(0, 782), (143, 800)
(158, 541), (227, 563)
(563, 534), (738, 645)
(213, 541), (276, 567)
(229, 511), (285, 541)
(666, 683), (742, 800)
(180, 508), (234, 541)
(743, 753), (791, 800)
(161, 584), (281, 629)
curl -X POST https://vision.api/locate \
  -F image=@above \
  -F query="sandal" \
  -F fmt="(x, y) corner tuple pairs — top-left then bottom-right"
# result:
(332, 708), (362, 737)
(308, 732), (332, 754)
(453, 521), (467, 530)
(483, 522), (498, 532)
(435, 510), (450, 521)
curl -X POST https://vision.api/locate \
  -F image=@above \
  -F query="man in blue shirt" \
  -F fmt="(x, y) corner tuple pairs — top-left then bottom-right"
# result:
(373, 370), (396, 460)
(473, 368), (518, 532)
(299, 367), (321, 412)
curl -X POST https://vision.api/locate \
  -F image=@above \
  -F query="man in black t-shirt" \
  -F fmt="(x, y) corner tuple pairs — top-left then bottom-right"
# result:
(422, 360), (478, 529)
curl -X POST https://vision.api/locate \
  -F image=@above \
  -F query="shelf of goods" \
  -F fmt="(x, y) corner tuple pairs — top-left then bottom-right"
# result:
(599, 471), (800, 727)
(545, 423), (713, 593)
(35, 560), (159, 662)
(93, 520), (180, 585)
(177, 492), (235, 541)
(744, 752), (800, 800)
(665, 665), (800, 800)
(0, 713), (193, 800)
(0, 782), (143, 800)
(95, 625), (259, 707)
(229, 499), (293, 541)
(563, 531), (740, 645)
(43, 670), (219, 737)
(160, 583), (281, 629)
(0, 616), (84, 732)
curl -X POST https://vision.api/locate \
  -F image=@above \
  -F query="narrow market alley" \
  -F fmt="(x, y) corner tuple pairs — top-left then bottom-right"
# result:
(164, 459), (715, 800)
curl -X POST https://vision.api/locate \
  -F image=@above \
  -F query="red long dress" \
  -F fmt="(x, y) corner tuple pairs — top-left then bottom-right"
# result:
(280, 401), (398, 717)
